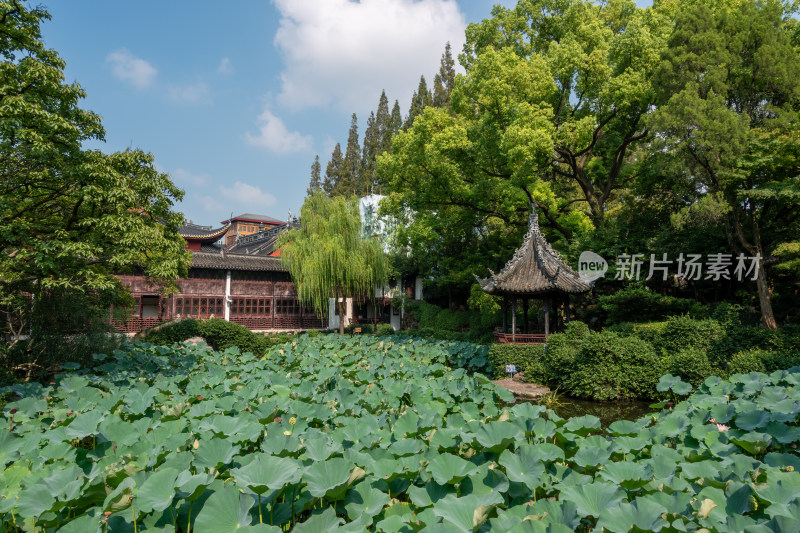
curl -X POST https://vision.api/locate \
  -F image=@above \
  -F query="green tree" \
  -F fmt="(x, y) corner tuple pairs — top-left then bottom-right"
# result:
(376, 91), (392, 157)
(323, 142), (342, 195)
(404, 76), (432, 130)
(307, 154), (322, 196)
(379, 0), (665, 291)
(360, 111), (380, 192)
(650, 0), (800, 329)
(335, 113), (360, 196)
(388, 100), (402, 141)
(432, 42), (456, 108)
(277, 192), (386, 334)
(0, 2), (189, 349)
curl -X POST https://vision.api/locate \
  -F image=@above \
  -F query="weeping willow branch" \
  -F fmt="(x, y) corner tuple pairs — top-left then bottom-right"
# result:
(277, 193), (387, 333)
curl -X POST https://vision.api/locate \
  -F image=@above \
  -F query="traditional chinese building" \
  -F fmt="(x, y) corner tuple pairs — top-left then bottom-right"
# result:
(220, 213), (285, 246)
(476, 208), (591, 343)
(113, 216), (326, 333)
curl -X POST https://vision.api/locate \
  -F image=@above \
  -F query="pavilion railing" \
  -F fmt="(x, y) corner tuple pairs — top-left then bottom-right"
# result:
(494, 332), (549, 344)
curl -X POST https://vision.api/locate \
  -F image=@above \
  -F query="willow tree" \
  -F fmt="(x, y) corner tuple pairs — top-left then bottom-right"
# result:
(277, 192), (386, 333)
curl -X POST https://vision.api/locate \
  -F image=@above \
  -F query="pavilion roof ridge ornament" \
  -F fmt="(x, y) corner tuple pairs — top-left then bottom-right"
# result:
(475, 205), (591, 297)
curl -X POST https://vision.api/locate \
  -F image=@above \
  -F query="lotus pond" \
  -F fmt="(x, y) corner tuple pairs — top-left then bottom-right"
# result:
(1, 334), (799, 532)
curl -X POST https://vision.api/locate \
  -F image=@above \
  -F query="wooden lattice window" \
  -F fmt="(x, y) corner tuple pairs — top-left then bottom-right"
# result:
(231, 298), (271, 316)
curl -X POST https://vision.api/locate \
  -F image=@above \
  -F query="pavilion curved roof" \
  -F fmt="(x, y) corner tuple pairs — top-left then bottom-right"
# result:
(475, 209), (591, 297)
(178, 223), (230, 243)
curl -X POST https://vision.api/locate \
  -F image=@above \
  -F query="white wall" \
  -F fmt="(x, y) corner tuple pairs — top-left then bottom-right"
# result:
(327, 297), (352, 330)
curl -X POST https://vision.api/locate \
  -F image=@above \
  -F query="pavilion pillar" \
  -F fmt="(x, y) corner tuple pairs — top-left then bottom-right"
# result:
(502, 297), (507, 334)
(544, 296), (550, 337)
(523, 299), (529, 334)
(511, 298), (517, 342)
(565, 295), (571, 323)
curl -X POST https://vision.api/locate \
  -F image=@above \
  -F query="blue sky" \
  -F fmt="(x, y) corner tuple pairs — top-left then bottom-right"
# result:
(40, 1), (521, 226)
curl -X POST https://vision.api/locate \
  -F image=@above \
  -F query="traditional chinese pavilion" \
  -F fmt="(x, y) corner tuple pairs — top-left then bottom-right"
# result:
(476, 209), (591, 343)
(114, 216), (326, 333)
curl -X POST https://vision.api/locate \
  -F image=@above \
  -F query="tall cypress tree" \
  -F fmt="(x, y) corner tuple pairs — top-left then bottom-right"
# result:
(323, 143), (342, 195)
(360, 110), (380, 194)
(376, 90), (391, 157)
(307, 155), (322, 196)
(337, 113), (361, 196)
(433, 42), (455, 108)
(404, 76), (432, 129)
(389, 100), (402, 139)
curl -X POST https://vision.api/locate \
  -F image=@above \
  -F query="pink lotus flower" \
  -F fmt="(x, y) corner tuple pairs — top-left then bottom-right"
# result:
(708, 417), (730, 432)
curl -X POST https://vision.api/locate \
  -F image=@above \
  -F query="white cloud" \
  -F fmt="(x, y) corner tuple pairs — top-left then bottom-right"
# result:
(219, 181), (278, 209)
(167, 82), (211, 105)
(171, 168), (209, 186)
(217, 57), (234, 75)
(272, 0), (466, 114)
(245, 108), (313, 153)
(107, 49), (157, 89)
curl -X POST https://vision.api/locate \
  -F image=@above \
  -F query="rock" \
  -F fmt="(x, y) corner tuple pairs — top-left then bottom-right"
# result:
(491, 377), (551, 402)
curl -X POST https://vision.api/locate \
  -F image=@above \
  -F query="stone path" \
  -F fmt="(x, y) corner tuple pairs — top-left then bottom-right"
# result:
(491, 373), (551, 401)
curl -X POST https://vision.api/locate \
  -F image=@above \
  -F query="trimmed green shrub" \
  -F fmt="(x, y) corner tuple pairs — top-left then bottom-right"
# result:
(375, 323), (395, 336)
(727, 349), (768, 375)
(707, 325), (776, 366)
(563, 331), (665, 401)
(656, 316), (725, 354)
(434, 308), (471, 331)
(467, 329), (494, 344)
(400, 328), (471, 342)
(404, 301), (442, 329)
(758, 350), (800, 373)
(562, 320), (590, 339)
(710, 302), (749, 328)
(662, 349), (720, 387)
(487, 344), (546, 381)
(775, 324), (800, 354)
(262, 333), (294, 346)
(630, 321), (668, 346)
(345, 323), (375, 334)
(140, 319), (201, 345)
(538, 330), (584, 387)
(596, 286), (707, 325)
(197, 319), (269, 354)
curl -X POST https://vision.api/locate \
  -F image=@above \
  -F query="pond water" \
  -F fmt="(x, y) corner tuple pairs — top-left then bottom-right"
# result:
(551, 397), (656, 427)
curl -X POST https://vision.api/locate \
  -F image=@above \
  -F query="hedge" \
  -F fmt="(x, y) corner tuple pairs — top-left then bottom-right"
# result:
(141, 319), (297, 354)
(487, 344), (546, 381)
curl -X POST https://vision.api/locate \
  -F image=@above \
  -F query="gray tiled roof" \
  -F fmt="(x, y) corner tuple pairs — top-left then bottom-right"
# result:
(475, 210), (591, 297)
(191, 251), (286, 271)
(222, 213), (284, 225)
(179, 223), (230, 239)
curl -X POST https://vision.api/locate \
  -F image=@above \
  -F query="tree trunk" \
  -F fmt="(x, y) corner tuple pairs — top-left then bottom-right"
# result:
(755, 260), (777, 330)
(743, 210), (777, 330)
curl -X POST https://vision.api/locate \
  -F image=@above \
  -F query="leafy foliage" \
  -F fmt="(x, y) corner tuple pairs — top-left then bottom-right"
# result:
(563, 331), (665, 401)
(487, 343), (546, 381)
(277, 192), (386, 334)
(594, 286), (705, 326)
(0, 1), (189, 357)
(1, 336), (799, 532)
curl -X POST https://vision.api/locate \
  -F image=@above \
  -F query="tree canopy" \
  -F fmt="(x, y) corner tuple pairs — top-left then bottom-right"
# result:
(373, 0), (799, 326)
(277, 192), (386, 334)
(0, 2), (189, 336)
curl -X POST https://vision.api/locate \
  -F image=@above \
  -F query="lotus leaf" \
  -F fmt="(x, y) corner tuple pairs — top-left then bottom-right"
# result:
(303, 457), (353, 499)
(231, 455), (302, 494)
(426, 453), (479, 485)
(558, 482), (625, 518)
(596, 498), (670, 532)
(432, 493), (494, 532)
(498, 445), (547, 491)
(193, 437), (237, 469)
